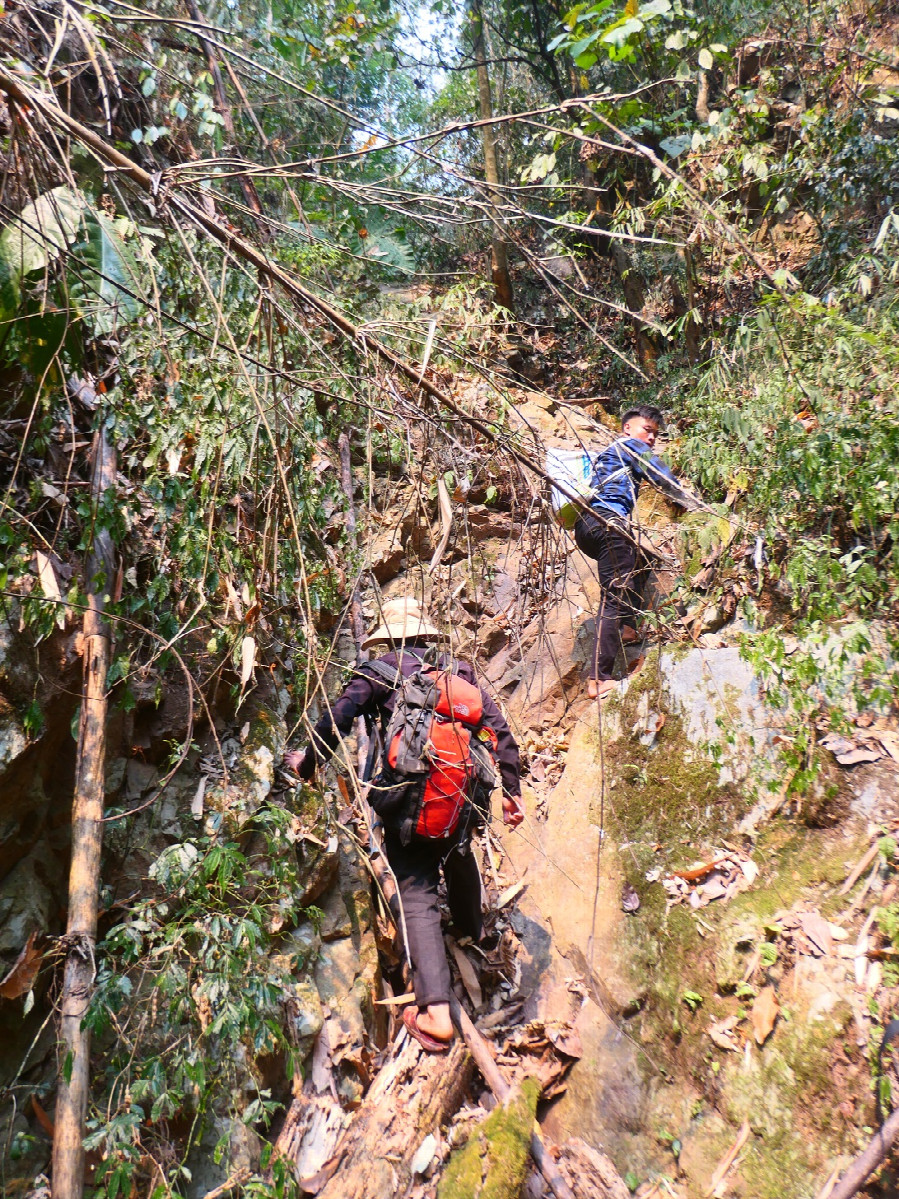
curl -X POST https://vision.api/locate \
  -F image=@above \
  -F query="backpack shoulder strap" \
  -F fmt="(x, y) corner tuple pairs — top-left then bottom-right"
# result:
(354, 658), (403, 688)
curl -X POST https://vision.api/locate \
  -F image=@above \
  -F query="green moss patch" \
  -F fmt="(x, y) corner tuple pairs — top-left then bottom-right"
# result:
(588, 655), (874, 1198)
(438, 1077), (540, 1199)
(594, 660), (742, 874)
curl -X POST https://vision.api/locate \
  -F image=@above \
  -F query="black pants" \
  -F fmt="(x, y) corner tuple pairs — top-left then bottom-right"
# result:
(574, 513), (647, 681)
(383, 826), (483, 1008)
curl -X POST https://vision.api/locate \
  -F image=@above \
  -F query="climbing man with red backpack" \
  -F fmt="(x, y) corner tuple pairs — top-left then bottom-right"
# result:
(284, 596), (524, 1053)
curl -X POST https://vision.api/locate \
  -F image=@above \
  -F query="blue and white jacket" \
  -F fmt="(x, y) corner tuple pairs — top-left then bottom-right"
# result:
(588, 437), (697, 521)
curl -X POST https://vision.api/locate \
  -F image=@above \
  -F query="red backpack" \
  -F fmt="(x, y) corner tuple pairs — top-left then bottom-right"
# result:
(363, 659), (498, 844)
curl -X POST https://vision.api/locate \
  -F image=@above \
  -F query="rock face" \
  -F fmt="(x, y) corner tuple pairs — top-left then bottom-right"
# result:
(503, 629), (893, 1199)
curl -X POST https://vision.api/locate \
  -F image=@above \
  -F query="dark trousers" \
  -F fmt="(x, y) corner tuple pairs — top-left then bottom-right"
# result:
(574, 513), (647, 681)
(383, 826), (483, 1008)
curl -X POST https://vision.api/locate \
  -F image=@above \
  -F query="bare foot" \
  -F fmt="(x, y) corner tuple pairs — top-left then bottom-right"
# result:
(417, 1002), (453, 1042)
(586, 679), (617, 699)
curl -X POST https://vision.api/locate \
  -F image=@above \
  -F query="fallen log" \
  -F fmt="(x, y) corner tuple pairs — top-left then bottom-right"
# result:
(438, 1076), (540, 1199)
(313, 1038), (473, 1198)
(449, 998), (577, 1199)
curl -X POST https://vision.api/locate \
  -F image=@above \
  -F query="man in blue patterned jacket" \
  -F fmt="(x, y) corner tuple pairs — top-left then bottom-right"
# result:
(575, 405), (701, 698)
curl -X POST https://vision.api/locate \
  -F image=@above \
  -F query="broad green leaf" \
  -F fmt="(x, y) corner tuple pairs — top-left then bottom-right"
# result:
(659, 134), (692, 158)
(601, 16), (643, 47)
(0, 185), (84, 315)
(698, 47), (714, 69)
(568, 30), (601, 56)
(71, 209), (144, 335)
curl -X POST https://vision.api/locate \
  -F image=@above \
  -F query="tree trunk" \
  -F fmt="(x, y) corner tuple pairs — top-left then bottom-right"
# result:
(319, 1039), (473, 1199)
(183, 0), (266, 226)
(469, 0), (514, 312)
(609, 241), (657, 374)
(275, 1038), (472, 1196)
(52, 421), (117, 1199)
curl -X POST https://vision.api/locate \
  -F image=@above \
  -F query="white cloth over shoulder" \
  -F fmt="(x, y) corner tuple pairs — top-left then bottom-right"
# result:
(545, 447), (597, 528)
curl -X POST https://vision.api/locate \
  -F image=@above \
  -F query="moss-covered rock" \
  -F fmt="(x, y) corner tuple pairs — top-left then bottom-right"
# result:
(206, 685), (288, 830)
(438, 1077), (540, 1199)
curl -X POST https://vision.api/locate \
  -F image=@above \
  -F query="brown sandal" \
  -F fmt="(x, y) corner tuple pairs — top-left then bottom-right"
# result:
(403, 1006), (451, 1054)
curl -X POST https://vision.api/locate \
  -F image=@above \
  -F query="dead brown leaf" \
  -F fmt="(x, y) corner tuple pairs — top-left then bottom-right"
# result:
(0, 932), (42, 999)
(708, 1015), (741, 1052)
(875, 730), (899, 761)
(750, 986), (779, 1045)
(495, 880), (525, 910)
(673, 856), (730, 882)
(799, 912), (833, 957)
(836, 746), (884, 766)
(546, 1022), (584, 1060)
(240, 635), (256, 688)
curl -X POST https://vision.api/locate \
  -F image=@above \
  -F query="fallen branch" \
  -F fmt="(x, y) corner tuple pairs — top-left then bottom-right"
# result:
(840, 841), (880, 896)
(705, 1119), (750, 1196)
(429, 476), (454, 572)
(182, 0), (265, 223)
(449, 997), (578, 1199)
(819, 1107), (899, 1199)
(200, 1168), (251, 1199)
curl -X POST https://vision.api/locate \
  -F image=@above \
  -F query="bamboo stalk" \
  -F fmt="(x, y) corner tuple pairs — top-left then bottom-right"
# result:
(338, 432), (366, 657)
(182, 0), (265, 223)
(52, 423), (117, 1199)
(468, 0), (514, 312)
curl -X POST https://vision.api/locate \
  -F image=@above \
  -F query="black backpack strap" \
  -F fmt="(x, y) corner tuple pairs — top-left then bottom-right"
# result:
(354, 658), (403, 688)
(354, 648), (437, 690)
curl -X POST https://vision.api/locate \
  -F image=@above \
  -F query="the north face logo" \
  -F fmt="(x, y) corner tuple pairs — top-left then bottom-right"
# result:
(453, 703), (471, 717)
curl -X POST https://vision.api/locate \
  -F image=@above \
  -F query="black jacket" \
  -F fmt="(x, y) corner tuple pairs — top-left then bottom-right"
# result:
(301, 648), (521, 798)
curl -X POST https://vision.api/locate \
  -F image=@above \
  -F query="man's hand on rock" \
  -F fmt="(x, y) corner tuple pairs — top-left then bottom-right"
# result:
(502, 794), (524, 828)
(283, 748), (316, 780)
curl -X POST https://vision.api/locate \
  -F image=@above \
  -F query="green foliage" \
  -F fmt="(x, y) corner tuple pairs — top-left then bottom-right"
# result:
(678, 288), (899, 623)
(551, 0), (714, 70)
(86, 804), (307, 1197)
(350, 209), (416, 274)
(759, 941), (778, 968)
(0, 186), (148, 369)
